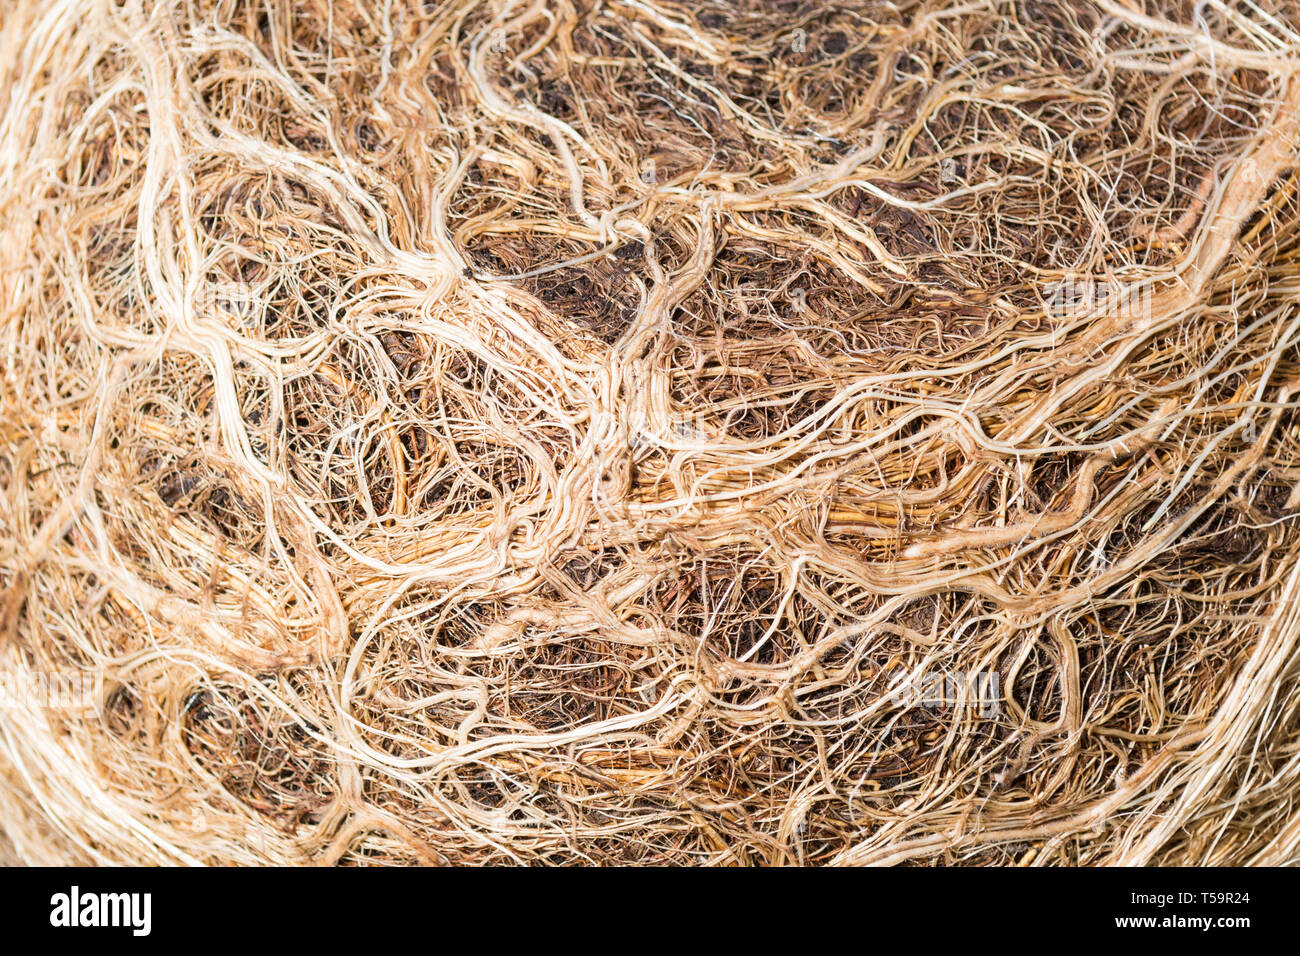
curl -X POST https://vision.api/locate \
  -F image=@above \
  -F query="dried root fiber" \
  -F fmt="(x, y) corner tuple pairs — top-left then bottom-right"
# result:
(4, 0), (1300, 866)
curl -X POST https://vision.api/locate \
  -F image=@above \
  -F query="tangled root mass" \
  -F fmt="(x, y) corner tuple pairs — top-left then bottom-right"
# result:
(4, 0), (1300, 865)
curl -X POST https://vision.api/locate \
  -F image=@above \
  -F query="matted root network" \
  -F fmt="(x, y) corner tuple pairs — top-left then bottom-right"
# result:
(4, 0), (1300, 865)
